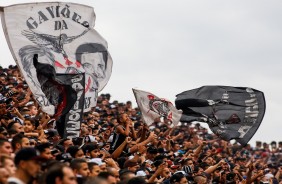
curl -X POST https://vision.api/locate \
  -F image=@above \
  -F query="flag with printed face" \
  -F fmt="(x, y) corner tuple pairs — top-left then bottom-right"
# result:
(133, 88), (182, 126)
(175, 86), (266, 146)
(0, 2), (113, 115)
(0, 2), (113, 138)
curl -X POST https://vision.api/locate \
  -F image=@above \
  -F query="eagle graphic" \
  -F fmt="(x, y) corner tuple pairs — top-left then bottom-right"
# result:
(21, 28), (90, 58)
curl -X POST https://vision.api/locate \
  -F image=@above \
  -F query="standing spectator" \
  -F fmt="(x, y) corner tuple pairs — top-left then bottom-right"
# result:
(0, 155), (16, 175)
(11, 133), (30, 153)
(35, 143), (54, 160)
(0, 168), (9, 184)
(7, 148), (43, 184)
(110, 113), (136, 153)
(45, 164), (77, 184)
(0, 138), (13, 155)
(88, 162), (101, 177)
(70, 158), (90, 184)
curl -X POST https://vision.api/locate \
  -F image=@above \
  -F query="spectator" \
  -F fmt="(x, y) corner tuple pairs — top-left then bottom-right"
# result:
(11, 133), (30, 153)
(70, 158), (90, 184)
(0, 138), (13, 155)
(88, 162), (101, 177)
(0, 154), (16, 175)
(8, 148), (43, 184)
(45, 164), (77, 184)
(35, 142), (54, 160)
(97, 172), (117, 184)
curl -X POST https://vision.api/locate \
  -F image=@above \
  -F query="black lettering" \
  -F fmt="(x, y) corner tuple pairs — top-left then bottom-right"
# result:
(54, 21), (61, 30)
(61, 4), (70, 18)
(46, 6), (55, 18)
(38, 11), (49, 24)
(26, 17), (38, 29)
(61, 20), (68, 30)
(56, 6), (60, 17)
(72, 12), (81, 23)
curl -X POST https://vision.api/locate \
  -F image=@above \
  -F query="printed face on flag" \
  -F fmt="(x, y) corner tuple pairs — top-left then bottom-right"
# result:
(1, 2), (113, 114)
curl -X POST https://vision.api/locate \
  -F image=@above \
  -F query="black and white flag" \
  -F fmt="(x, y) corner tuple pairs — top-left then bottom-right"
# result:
(175, 86), (266, 146)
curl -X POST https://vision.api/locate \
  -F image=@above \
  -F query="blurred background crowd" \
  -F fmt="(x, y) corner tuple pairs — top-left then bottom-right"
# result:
(0, 65), (281, 184)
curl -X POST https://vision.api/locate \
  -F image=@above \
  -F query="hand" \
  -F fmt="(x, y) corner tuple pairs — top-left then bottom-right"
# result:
(126, 137), (132, 144)
(104, 158), (115, 166)
(138, 145), (147, 154)
(155, 163), (166, 176)
(148, 132), (157, 141)
(154, 177), (165, 183)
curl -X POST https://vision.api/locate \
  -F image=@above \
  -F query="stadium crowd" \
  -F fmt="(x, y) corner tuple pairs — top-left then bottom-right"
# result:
(0, 65), (281, 184)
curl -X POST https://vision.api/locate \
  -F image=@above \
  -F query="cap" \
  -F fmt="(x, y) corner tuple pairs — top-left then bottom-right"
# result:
(14, 147), (46, 165)
(84, 135), (97, 143)
(136, 170), (147, 177)
(124, 160), (138, 168)
(89, 158), (105, 166)
(83, 143), (99, 153)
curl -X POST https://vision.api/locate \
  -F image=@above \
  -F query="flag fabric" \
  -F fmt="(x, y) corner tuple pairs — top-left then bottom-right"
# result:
(0, 2), (113, 115)
(133, 88), (182, 126)
(175, 86), (266, 146)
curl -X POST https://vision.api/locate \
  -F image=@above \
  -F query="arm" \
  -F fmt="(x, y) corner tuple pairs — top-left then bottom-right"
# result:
(148, 163), (166, 184)
(204, 159), (225, 175)
(275, 167), (281, 181)
(111, 137), (130, 160)
(193, 140), (206, 158)
(129, 132), (156, 154)
(10, 107), (25, 121)
(17, 89), (32, 107)
(116, 122), (130, 137)
(250, 170), (264, 183)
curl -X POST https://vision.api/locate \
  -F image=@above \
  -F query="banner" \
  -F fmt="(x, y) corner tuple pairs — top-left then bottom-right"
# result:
(133, 88), (182, 126)
(1, 2), (113, 114)
(175, 86), (266, 146)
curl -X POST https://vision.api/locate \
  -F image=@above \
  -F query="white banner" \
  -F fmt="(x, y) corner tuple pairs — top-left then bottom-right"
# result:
(133, 88), (182, 126)
(1, 2), (113, 114)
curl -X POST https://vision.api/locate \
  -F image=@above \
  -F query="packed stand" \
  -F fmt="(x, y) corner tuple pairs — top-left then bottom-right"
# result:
(0, 65), (281, 184)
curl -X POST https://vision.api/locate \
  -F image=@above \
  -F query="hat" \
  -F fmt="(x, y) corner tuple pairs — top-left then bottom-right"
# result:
(89, 158), (105, 166)
(44, 129), (59, 138)
(136, 170), (147, 177)
(47, 119), (56, 127)
(171, 165), (180, 169)
(124, 160), (138, 168)
(83, 143), (99, 154)
(265, 173), (274, 179)
(147, 146), (158, 154)
(84, 135), (97, 143)
(14, 148), (46, 165)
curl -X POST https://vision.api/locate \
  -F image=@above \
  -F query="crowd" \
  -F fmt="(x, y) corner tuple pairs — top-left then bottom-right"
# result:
(0, 64), (281, 184)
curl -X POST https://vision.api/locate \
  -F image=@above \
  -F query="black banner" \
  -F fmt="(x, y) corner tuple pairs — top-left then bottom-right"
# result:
(175, 86), (266, 146)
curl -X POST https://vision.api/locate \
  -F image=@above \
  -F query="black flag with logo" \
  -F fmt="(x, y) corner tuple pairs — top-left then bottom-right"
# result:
(175, 86), (266, 146)
(33, 54), (84, 138)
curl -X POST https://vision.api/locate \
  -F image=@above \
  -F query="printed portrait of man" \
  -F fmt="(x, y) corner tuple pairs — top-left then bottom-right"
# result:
(75, 42), (112, 92)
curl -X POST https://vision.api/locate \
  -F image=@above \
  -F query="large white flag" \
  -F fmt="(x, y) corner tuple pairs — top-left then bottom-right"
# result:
(0, 2), (113, 115)
(132, 88), (182, 126)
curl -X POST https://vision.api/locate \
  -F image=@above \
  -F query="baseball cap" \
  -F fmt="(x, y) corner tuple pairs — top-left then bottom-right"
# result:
(89, 158), (105, 166)
(14, 147), (46, 166)
(83, 143), (99, 154)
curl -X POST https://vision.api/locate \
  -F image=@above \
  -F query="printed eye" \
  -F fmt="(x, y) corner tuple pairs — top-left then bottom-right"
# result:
(83, 63), (91, 68)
